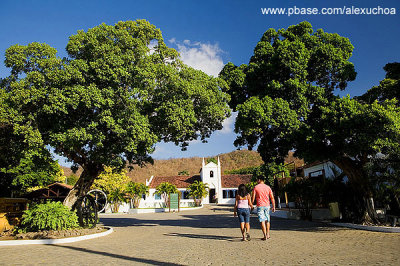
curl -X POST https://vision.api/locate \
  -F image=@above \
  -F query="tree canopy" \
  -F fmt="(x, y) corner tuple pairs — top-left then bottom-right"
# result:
(219, 21), (400, 223)
(220, 21), (357, 163)
(0, 92), (60, 196)
(187, 180), (209, 206)
(155, 182), (179, 207)
(1, 20), (230, 207)
(126, 181), (149, 208)
(92, 166), (129, 195)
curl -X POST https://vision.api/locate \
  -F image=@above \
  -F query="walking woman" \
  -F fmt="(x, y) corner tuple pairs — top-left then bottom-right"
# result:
(234, 184), (254, 241)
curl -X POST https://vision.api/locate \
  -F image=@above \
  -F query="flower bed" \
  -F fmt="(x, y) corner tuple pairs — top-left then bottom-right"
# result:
(0, 226), (107, 241)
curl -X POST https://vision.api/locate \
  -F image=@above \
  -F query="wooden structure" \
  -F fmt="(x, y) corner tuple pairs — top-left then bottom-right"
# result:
(25, 182), (73, 202)
(273, 161), (305, 209)
(0, 198), (29, 232)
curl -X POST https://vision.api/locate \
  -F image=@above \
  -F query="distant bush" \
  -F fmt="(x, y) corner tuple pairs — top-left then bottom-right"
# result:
(66, 174), (79, 186)
(178, 170), (189, 175)
(206, 157), (218, 164)
(20, 201), (79, 232)
(224, 166), (259, 175)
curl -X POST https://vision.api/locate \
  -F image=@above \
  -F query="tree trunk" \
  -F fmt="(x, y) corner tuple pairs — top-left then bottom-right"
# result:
(63, 164), (103, 210)
(333, 158), (379, 224)
(133, 197), (140, 208)
(164, 194), (169, 208)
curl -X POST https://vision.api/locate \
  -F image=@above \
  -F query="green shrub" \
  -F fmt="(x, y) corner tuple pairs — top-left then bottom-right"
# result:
(20, 201), (79, 232)
(224, 166), (259, 175)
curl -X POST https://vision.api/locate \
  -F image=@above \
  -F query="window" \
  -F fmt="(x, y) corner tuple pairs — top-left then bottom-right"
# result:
(180, 190), (190, 199)
(210, 170), (214, 178)
(142, 194), (146, 200)
(223, 189), (237, 199)
(154, 193), (161, 200)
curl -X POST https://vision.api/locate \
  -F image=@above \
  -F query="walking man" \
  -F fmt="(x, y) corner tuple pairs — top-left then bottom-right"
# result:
(252, 177), (275, 240)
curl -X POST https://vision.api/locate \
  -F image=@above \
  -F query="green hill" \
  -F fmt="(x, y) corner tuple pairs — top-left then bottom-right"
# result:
(61, 149), (304, 184)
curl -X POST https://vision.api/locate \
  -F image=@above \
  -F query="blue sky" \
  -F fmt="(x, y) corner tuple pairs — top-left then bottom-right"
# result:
(1, 0), (399, 165)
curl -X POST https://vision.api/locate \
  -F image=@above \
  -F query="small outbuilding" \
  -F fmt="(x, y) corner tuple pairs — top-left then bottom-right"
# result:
(25, 182), (73, 202)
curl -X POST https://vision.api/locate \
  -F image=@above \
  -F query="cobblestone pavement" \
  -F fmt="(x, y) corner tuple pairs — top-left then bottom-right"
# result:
(1, 205), (399, 265)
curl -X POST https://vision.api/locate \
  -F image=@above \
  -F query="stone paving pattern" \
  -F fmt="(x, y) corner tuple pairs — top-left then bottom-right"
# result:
(0, 205), (399, 265)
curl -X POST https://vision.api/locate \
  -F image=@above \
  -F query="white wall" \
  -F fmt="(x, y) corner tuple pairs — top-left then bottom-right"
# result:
(219, 188), (237, 205)
(201, 162), (219, 190)
(138, 188), (198, 208)
(104, 202), (130, 213)
(138, 186), (238, 208)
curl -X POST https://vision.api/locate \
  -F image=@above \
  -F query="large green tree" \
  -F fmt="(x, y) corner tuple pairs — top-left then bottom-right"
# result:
(1, 20), (230, 208)
(296, 97), (400, 222)
(356, 62), (400, 214)
(220, 21), (356, 163)
(219, 21), (400, 223)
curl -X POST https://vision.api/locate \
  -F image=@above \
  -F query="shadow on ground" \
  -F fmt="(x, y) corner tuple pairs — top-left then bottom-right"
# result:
(52, 245), (184, 266)
(164, 232), (241, 242)
(100, 207), (342, 233)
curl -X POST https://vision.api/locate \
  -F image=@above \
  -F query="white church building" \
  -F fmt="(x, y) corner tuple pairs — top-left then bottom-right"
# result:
(136, 157), (252, 208)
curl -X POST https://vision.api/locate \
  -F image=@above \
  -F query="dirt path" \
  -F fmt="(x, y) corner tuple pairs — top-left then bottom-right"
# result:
(0, 205), (399, 265)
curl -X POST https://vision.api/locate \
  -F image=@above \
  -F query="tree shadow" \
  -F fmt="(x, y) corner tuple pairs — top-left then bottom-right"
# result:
(270, 217), (342, 232)
(164, 232), (240, 242)
(100, 213), (340, 233)
(100, 213), (238, 229)
(52, 245), (183, 266)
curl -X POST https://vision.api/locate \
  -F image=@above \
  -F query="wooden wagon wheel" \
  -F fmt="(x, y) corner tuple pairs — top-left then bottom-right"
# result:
(76, 194), (98, 228)
(87, 189), (107, 213)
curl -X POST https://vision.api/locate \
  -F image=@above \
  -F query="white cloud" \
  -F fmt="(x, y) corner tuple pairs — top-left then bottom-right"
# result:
(152, 144), (167, 158)
(217, 112), (237, 135)
(171, 39), (225, 77)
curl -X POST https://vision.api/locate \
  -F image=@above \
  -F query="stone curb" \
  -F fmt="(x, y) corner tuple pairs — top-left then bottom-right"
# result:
(0, 227), (113, 246)
(330, 223), (400, 233)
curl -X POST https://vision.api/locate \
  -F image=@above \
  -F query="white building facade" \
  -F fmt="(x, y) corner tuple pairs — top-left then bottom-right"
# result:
(134, 157), (252, 208)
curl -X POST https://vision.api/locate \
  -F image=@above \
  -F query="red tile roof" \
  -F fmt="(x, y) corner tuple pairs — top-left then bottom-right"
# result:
(149, 174), (253, 189)
(49, 182), (73, 189)
(221, 174), (252, 188)
(149, 175), (201, 188)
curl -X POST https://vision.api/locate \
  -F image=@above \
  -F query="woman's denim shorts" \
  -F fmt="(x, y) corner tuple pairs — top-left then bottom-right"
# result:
(237, 208), (251, 223)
